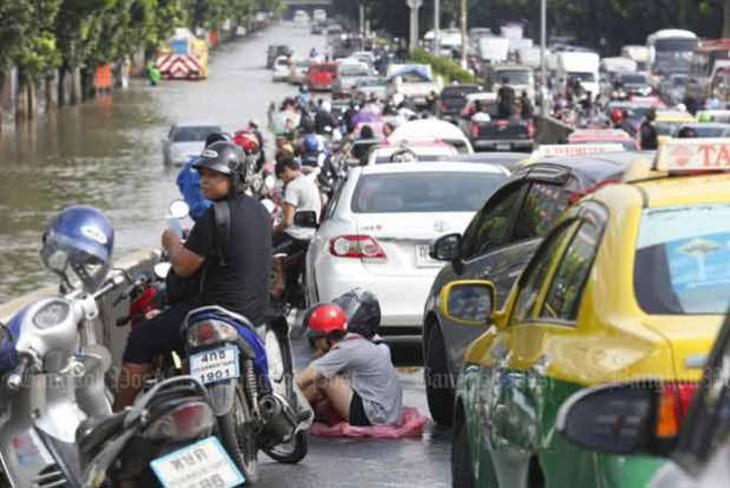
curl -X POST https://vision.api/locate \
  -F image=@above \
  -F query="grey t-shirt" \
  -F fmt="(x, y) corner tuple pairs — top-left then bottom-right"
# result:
(283, 173), (322, 241)
(311, 334), (403, 425)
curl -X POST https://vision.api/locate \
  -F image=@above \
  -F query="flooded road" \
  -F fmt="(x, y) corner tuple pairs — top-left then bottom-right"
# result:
(0, 23), (325, 302)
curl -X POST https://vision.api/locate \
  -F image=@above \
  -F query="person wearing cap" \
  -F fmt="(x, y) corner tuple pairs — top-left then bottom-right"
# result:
(114, 141), (272, 411)
(296, 303), (403, 426)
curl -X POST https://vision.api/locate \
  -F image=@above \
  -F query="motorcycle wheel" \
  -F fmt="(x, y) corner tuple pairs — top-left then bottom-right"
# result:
(261, 328), (310, 464)
(218, 387), (258, 483)
(263, 431), (308, 464)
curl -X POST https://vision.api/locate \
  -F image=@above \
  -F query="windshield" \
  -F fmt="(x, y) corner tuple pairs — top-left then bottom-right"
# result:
(497, 70), (531, 85)
(441, 86), (481, 98)
(352, 172), (505, 213)
(568, 72), (596, 82)
(172, 126), (221, 142)
(340, 68), (369, 77)
(357, 78), (385, 87)
(655, 121), (684, 136)
(621, 74), (648, 84)
(312, 65), (337, 73)
(634, 204), (730, 315)
(653, 38), (697, 74)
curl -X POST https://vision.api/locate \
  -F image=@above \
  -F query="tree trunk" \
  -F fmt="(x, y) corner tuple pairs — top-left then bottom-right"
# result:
(725, 0), (730, 37)
(71, 67), (82, 104)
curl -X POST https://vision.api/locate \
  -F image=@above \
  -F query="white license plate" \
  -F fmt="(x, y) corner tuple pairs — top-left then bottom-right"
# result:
(415, 245), (442, 268)
(496, 143), (511, 151)
(150, 436), (245, 488)
(189, 346), (240, 385)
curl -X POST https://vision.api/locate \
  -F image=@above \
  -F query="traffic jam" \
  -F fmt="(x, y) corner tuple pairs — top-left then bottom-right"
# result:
(1, 10), (730, 488)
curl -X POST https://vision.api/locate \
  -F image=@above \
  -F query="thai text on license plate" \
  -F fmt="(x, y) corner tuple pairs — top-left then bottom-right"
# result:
(150, 436), (245, 488)
(189, 346), (240, 385)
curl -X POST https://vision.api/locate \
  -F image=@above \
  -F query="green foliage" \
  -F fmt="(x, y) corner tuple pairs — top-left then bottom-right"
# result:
(409, 48), (475, 83)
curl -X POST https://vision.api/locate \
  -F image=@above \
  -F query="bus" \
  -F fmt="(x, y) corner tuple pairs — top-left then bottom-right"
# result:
(686, 38), (730, 103)
(646, 29), (699, 75)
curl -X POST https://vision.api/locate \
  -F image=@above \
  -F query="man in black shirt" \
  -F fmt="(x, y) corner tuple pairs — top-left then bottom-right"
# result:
(640, 108), (658, 150)
(497, 78), (515, 119)
(114, 141), (271, 411)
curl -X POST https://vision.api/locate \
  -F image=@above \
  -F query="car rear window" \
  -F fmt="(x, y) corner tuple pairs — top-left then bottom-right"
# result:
(312, 65), (337, 73)
(172, 126), (221, 142)
(441, 86), (481, 98)
(634, 204), (730, 315)
(351, 172), (505, 213)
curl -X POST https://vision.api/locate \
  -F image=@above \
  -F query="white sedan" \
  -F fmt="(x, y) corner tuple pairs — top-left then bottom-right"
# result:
(305, 162), (509, 334)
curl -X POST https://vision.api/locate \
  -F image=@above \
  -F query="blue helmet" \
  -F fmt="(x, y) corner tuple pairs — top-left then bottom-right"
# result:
(40, 206), (114, 292)
(303, 134), (319, 154)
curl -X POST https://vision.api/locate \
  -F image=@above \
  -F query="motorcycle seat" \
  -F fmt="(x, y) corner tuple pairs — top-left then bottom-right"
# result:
(76, 410), (128, 458)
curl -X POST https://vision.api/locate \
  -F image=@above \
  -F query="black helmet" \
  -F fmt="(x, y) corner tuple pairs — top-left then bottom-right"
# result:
(192, 141), (247, 193)
(332, 288), (381, 339)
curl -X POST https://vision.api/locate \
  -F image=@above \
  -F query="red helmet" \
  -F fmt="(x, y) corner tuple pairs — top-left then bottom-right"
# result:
(610, 108), (625, 125)
(233, 131), (260, 154)
(306, 304), (347, 337)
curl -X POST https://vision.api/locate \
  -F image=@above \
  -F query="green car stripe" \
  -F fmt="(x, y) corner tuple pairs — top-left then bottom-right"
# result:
(457, 364), (666, 488)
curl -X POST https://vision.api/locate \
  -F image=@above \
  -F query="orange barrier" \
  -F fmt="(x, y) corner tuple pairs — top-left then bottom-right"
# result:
(95, 64), (113, 90)
(208, 29), (219, 47)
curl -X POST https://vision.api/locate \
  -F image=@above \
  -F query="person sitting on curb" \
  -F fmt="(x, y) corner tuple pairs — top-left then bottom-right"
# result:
(295, 303), (403, 427)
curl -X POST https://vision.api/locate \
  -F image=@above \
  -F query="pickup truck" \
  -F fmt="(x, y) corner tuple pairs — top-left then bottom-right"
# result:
(307, 62), (338, 91)
(459, 93), (534, 152)
(386, 64), (441, 107)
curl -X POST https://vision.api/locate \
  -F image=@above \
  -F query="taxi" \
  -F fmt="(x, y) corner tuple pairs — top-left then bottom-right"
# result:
(449, 138), (730, 487)
(567, 128), (639, 151)
(654, 109), (696, 144)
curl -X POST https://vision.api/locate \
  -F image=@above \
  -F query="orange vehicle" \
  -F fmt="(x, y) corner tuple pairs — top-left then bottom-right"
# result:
(307, 62), (338, 91)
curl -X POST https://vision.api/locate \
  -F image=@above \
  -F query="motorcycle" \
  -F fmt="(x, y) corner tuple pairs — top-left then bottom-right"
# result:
(131, 201), (313, 483)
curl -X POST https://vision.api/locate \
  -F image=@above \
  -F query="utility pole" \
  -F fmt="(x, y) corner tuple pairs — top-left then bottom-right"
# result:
(407, 0), (423, 52)
(540, 0), (547, 114)
(434, 0), (441, 56)
(460, 0), (467, 67)
(359, 1), (365, 39)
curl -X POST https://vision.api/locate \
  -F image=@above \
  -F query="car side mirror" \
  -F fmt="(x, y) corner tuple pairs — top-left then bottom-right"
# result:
(293, 210), (318, 228)
(556, 380), (675, 457)
(430, 233), (461, 262)
(439, 280), (496, 326)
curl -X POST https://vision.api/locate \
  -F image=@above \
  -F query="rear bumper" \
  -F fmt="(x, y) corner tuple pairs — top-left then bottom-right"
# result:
(313, 258), (439, 332)
(472, 139), (534, 151)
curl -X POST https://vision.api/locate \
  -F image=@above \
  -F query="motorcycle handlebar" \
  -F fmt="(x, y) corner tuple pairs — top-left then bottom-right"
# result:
(7, 355), (31, 391)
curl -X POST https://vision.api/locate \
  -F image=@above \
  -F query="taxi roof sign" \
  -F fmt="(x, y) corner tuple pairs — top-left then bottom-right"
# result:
(655, 138), (730, 171)
(533, 143), (626, 159)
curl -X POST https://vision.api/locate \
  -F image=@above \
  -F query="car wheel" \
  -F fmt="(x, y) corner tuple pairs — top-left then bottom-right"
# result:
(424, 324), (455, 427)
(452, 406), (476, 488)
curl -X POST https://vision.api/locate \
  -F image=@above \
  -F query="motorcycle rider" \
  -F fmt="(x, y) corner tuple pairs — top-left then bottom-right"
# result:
(314, 100), (337, 135)
(271, 156), (321, 297)
(248, 119), (266, 171)
(640, 107), (659, 150)
(114, 141), (272, 411)
(296, 303), (403, 426)
(300, 133), (322, 170)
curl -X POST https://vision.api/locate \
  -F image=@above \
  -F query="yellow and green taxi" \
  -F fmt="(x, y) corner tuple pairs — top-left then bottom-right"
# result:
(448, 138), (730, 487)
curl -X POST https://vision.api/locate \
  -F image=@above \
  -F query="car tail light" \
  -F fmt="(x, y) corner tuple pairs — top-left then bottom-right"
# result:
(187, 320), (238, 348)
(440, 101), (448, 112)
(470, 123), (480, 138)
(655, 382), (697, 438)
(527, 121), (536, 138)
(329, 235), (386, 260)
(145, 401), (216, 441)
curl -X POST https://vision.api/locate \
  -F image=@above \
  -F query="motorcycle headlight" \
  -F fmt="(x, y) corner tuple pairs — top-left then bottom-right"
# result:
(33, 299), (71, 330)
(187, 320), (238, 348)
(144, 401), (215, 442)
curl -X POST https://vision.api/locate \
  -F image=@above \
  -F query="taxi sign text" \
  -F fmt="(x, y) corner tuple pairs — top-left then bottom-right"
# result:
(656, 138), (730, 171)
(533, 143), (625, 158)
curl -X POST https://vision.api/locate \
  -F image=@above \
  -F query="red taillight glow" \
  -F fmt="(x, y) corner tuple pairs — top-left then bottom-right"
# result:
(656, 382), (697, 438)
(470, 123), (480, 138)
(329, 235), (386, 259)
(527, 121), (536, 138)
(145, 401), (215, 441)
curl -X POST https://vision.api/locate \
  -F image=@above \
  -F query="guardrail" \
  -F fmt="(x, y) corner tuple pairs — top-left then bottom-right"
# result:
(0, 249), (161, 369)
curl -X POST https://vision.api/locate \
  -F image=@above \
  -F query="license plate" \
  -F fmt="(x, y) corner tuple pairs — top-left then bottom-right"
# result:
(189, 346), (240, 385)
(496, 143), (511, 151)
(415, 245), (441, 268)
(150, 436), (245, 488)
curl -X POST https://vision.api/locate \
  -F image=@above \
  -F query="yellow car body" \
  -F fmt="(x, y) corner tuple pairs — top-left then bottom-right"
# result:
(454, 144), (730, 487)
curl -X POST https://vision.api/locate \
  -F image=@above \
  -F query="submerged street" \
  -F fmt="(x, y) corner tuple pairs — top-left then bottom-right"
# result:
(0, 22), (451, 487)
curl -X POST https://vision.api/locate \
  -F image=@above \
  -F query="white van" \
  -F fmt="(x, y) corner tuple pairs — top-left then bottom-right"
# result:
(557, 51), (600, 98)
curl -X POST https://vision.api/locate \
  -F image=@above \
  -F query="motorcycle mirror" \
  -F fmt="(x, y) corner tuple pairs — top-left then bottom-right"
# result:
(154, 262), (172, 279)
(168, 200), (190, 220)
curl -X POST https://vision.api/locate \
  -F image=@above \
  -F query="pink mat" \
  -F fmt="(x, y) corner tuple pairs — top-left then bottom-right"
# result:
(310, 407), (427, 439)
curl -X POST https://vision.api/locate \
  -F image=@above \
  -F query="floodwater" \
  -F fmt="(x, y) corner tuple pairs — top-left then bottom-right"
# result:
(0, 23), (324, 303)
